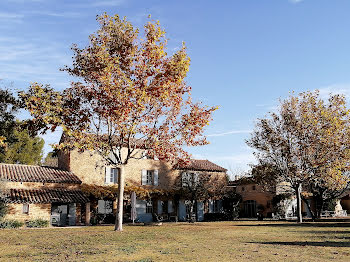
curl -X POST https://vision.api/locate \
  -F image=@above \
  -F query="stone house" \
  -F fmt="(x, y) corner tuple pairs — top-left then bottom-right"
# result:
(0, 146), (228, 226)
(230, 178), (348, 219)
(229, 180), (275, 218)
(0, 163), (88, 226)
(57, 148), (228, 223)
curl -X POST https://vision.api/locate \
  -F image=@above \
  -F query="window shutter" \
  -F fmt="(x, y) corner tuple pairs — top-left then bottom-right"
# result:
(181, 172), (186, 187)
(105, 166), (111, 184)
(22, 204), (29, 214)
(194, 173), (199, 186)
(141, 169), (147, 185)
(209, 200), (214, 213)
(114, 169), (119, 184)
(153, 170), (159, 186)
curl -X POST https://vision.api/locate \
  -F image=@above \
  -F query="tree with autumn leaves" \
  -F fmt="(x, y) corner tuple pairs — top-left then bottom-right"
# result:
(247, 91), (350, 222)
(22, 14), (217, 231)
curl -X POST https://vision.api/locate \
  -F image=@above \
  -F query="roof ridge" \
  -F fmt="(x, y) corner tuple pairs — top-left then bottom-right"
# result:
(0, 164), (81, 184)
(0, 163), (74, 172)
(0, 163), (43, 167)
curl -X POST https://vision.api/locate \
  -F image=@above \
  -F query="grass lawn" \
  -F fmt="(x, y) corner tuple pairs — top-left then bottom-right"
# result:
(0, 221), (349, 261)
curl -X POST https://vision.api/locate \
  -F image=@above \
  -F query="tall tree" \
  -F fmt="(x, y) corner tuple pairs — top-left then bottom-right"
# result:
(0, 179), (7, 220)
(0, 88), (20, 150)
(22, 14), (217, 231)
(0, 87), (44, 165)
(295, 92), (350, 219)
(0, 126), (44, 165)
(247, 91), (350, 222)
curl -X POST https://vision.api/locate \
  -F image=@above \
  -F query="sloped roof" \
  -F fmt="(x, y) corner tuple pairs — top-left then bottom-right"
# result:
(0, 163), (81, 184)
(6, 188), (88, 204)
(175, 159), (227, 172)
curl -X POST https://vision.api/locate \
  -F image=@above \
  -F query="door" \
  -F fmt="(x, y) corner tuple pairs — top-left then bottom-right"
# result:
(244, 200), (257, 217)
(68, 203), (76, 226)
(51, 204), (68, 226)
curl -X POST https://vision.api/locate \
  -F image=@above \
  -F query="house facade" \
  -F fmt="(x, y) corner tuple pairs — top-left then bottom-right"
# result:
(58, 148), (228, 223)
(234, 182), (275, 218)
(230, 177), (350, 219)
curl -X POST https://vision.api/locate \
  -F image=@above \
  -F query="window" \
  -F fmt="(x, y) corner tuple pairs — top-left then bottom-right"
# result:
(142, 169), (158, 185)
(244, 200), (257, 218)
(110, 168), (119, 184)
(146, 200), (153, 213)
(146, 170), (153, 185)
(213, 200), (221, 213)
(241, 187), (245, 192)
(22, 204), (29, 214)
(252, 185), (256, 191)
(98, 200), (113, 214)
(182, 172), (198, 187)
(161, 201), (168, 214)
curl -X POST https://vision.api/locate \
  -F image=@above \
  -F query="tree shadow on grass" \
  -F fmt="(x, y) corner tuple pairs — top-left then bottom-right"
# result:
(302, 230), (350, 235)
(248, 241), (350, 248)
(235, 222), (350, 228)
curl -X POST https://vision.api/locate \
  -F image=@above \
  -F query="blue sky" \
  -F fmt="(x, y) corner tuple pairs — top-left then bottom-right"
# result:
(1, 0), (350, 176)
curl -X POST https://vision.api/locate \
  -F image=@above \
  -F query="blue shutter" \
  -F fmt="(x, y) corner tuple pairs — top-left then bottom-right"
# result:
(178, 200), (186, 221)
(157, 200), (163, 215)
(168, 200), (174, 213)
(141, 169), (147, 185)
(153, 170), (159, 186)
(114, 168), (119, 184)
(197, 202), (204, 221)
(209, 200), (214, 213)
(105, 166), (111, 185)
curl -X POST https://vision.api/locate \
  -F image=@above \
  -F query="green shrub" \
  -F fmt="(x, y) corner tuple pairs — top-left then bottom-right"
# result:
(0, 220), (24, 229)
(0, 201), (7, 220)
(25, 218), (49, 228)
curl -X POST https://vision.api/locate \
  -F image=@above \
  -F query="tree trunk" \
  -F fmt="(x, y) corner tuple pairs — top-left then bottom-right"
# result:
(190, 200), (195, 223)
(115, 166), (125, 231)
(296, 183), (303, 223)
(316, 195), (325, 219)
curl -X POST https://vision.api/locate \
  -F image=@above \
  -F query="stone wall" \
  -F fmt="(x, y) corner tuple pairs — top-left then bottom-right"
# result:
(5, 203), (51, 222)
(5, 181), (80, 190)
(236, 183), (275, 216)
(66, 149), (227, 190)
(67, 149), (179, 188)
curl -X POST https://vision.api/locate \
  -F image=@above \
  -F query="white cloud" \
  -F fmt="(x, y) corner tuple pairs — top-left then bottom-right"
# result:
(90, 0), (126, 7)
(0, 35), (72, 91)
(25, 11), (82, 18)
(318, 83), (350, 100)
(5, 0), (46, 2)
(289, 0), (304, 3)
(214, 153), (255, 164)
(0, 12), (24, 23)
(207, 129), (252, 137)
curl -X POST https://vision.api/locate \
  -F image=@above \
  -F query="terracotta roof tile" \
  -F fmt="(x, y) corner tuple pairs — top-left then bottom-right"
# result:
(6, 188), (88, 204)
(0, 164), (81, 184)
(175, 159), (227, 172)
